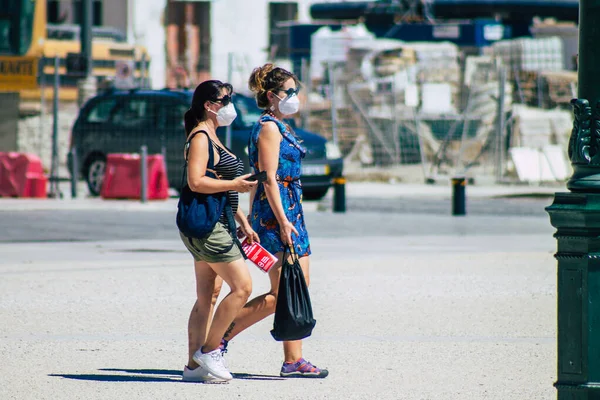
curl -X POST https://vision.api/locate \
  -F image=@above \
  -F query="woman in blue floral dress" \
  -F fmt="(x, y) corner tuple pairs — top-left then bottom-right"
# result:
(248, 114), (311, 257)
(220, 64), (328, 379)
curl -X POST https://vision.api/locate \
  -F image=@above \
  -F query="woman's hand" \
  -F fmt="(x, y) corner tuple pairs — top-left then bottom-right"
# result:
(239, 223), (260, 244)
(280, 220), (299, 246)
(231, 174), (258, 193)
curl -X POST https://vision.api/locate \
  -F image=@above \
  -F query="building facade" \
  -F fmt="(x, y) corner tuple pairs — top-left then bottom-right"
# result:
(160, 0), (351, 92)
(47, 0), (354, 90)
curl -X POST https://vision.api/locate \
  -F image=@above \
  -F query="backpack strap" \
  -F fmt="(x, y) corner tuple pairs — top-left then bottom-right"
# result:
(184, 129), (213, 165)
(258, 115), (306, 156)
(181, 129), (217, 190)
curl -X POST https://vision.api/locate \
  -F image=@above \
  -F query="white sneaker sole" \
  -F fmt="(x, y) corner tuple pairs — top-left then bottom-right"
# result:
(182, 365), (223, 383)
(182, 375), (216, 382)
(182, 375), (227, 384)
(193, 352), (233, 381)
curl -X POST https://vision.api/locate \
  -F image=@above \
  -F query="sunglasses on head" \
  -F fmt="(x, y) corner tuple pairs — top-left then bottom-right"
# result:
(211, 94), (232, 106)
(278, 87), (300, 98)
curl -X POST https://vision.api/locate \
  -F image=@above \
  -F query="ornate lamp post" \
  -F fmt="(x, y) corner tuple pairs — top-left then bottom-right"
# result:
(546, 1), (600, 398)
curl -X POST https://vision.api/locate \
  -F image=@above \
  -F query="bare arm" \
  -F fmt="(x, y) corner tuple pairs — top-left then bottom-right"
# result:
(235, 206), (249, 226)
(235, 195), (259, 243)
(248, 184), (257, 217)
(187, 133), (255, 194)
(257, 122), (298, 244)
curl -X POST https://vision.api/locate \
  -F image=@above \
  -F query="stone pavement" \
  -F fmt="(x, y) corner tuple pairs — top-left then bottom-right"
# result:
(0, 181), (563, 212)
(0, 209), (557, 400)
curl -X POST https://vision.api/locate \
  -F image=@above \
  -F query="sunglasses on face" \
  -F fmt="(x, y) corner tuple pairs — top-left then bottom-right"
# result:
(278, 87), (300, 98)
(211, 94), (232, 106)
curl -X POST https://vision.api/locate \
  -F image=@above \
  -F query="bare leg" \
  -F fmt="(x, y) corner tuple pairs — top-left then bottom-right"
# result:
(223, 252), (284, 341)
(225, 253), (311, 362)
(200, 257), (253, 352)
(187, 261), (222, 369)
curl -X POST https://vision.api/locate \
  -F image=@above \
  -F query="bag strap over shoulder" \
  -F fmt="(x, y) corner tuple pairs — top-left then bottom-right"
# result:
(181, 129), (218, 190)
(258, 115), (305, 156)
(185, 129), (214, 167)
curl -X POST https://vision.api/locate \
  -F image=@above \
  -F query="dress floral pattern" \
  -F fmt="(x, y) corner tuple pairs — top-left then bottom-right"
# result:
(248, 115), (311, 257)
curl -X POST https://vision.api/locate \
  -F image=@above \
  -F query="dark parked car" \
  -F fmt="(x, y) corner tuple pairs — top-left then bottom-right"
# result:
(68, 89), (343, 200)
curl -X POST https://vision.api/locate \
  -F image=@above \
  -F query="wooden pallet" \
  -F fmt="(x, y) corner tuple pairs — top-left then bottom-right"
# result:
(513, 70), (577, 109)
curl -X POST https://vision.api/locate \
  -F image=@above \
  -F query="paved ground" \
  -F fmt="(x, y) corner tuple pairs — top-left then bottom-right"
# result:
(0, 202), (553, 243)
(1, 181), (557, 214)
(0, 182), (559, 399)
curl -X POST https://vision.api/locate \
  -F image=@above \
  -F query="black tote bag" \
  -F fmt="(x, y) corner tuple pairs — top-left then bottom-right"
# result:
(271, 246), (316, 341)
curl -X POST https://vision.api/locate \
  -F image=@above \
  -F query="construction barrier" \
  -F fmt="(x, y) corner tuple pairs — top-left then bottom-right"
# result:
(100, 153), (169, 200)
(0, 152), (48, 198)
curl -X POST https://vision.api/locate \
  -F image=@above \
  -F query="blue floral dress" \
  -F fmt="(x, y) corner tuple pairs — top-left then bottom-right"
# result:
(248, 115), (311, 257)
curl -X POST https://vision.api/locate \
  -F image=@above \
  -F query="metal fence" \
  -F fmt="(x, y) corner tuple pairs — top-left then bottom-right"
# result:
(13, 37), (578, 196)
(303, 36), (576, 185)
(14, 55), (155, 197)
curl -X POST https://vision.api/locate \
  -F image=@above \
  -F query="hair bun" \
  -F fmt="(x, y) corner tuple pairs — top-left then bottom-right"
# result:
(248, 63), (275, 94)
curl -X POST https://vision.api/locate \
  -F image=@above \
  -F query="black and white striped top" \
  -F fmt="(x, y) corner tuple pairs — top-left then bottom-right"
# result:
(211, 141), (244, 225)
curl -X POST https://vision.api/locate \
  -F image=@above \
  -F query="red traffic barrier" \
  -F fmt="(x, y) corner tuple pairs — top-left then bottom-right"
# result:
(100, 153), (169, 200)
(0, 152), (48, 198)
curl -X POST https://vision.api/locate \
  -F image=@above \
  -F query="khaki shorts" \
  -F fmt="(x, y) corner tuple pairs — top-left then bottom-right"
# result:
(179, 222), (242, 264)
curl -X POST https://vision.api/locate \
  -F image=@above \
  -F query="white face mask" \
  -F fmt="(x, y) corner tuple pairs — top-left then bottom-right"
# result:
(276, 93), (300, 116)
(209, 103), (237, 126)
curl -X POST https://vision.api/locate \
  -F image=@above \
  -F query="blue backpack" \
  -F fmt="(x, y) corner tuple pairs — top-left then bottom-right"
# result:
(176, 130), (227, 239)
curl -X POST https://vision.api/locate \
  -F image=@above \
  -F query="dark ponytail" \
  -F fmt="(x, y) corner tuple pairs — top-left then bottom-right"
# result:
(184, 109), (198, 136)
(184, 80), (233, 136)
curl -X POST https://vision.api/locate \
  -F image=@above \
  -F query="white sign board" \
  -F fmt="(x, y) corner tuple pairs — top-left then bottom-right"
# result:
(421, 83), (453, 114)
(483, 25), (504, 41)
(510, 147), (556, 183)
(432, 25), (460, 39)
(404, 83), (419, 107)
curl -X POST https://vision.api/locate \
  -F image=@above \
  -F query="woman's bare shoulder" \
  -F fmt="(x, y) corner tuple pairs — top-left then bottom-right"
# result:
(259, 120), (282, 138)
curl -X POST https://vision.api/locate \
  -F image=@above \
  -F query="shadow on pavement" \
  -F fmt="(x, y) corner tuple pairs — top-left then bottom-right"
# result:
(232, 373), (284, 381)
(48, 373), (179, 383)
(99, 368), (181, 376)
(98, 368), (284, 380)
(50, 368), (284, 382)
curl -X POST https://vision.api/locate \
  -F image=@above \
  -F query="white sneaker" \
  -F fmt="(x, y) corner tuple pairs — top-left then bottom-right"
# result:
(193, 348), (233, 381)
(182, 365), (216, 382)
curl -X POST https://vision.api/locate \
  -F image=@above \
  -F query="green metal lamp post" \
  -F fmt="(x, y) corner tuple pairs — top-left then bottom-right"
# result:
(546, 1), (600, 398)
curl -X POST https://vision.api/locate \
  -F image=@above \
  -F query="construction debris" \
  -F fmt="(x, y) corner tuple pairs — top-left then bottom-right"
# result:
(306, 29), (577, 184)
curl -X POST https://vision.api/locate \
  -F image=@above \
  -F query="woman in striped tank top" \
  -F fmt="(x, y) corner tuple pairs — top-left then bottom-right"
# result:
(179, 80), (260, 382)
